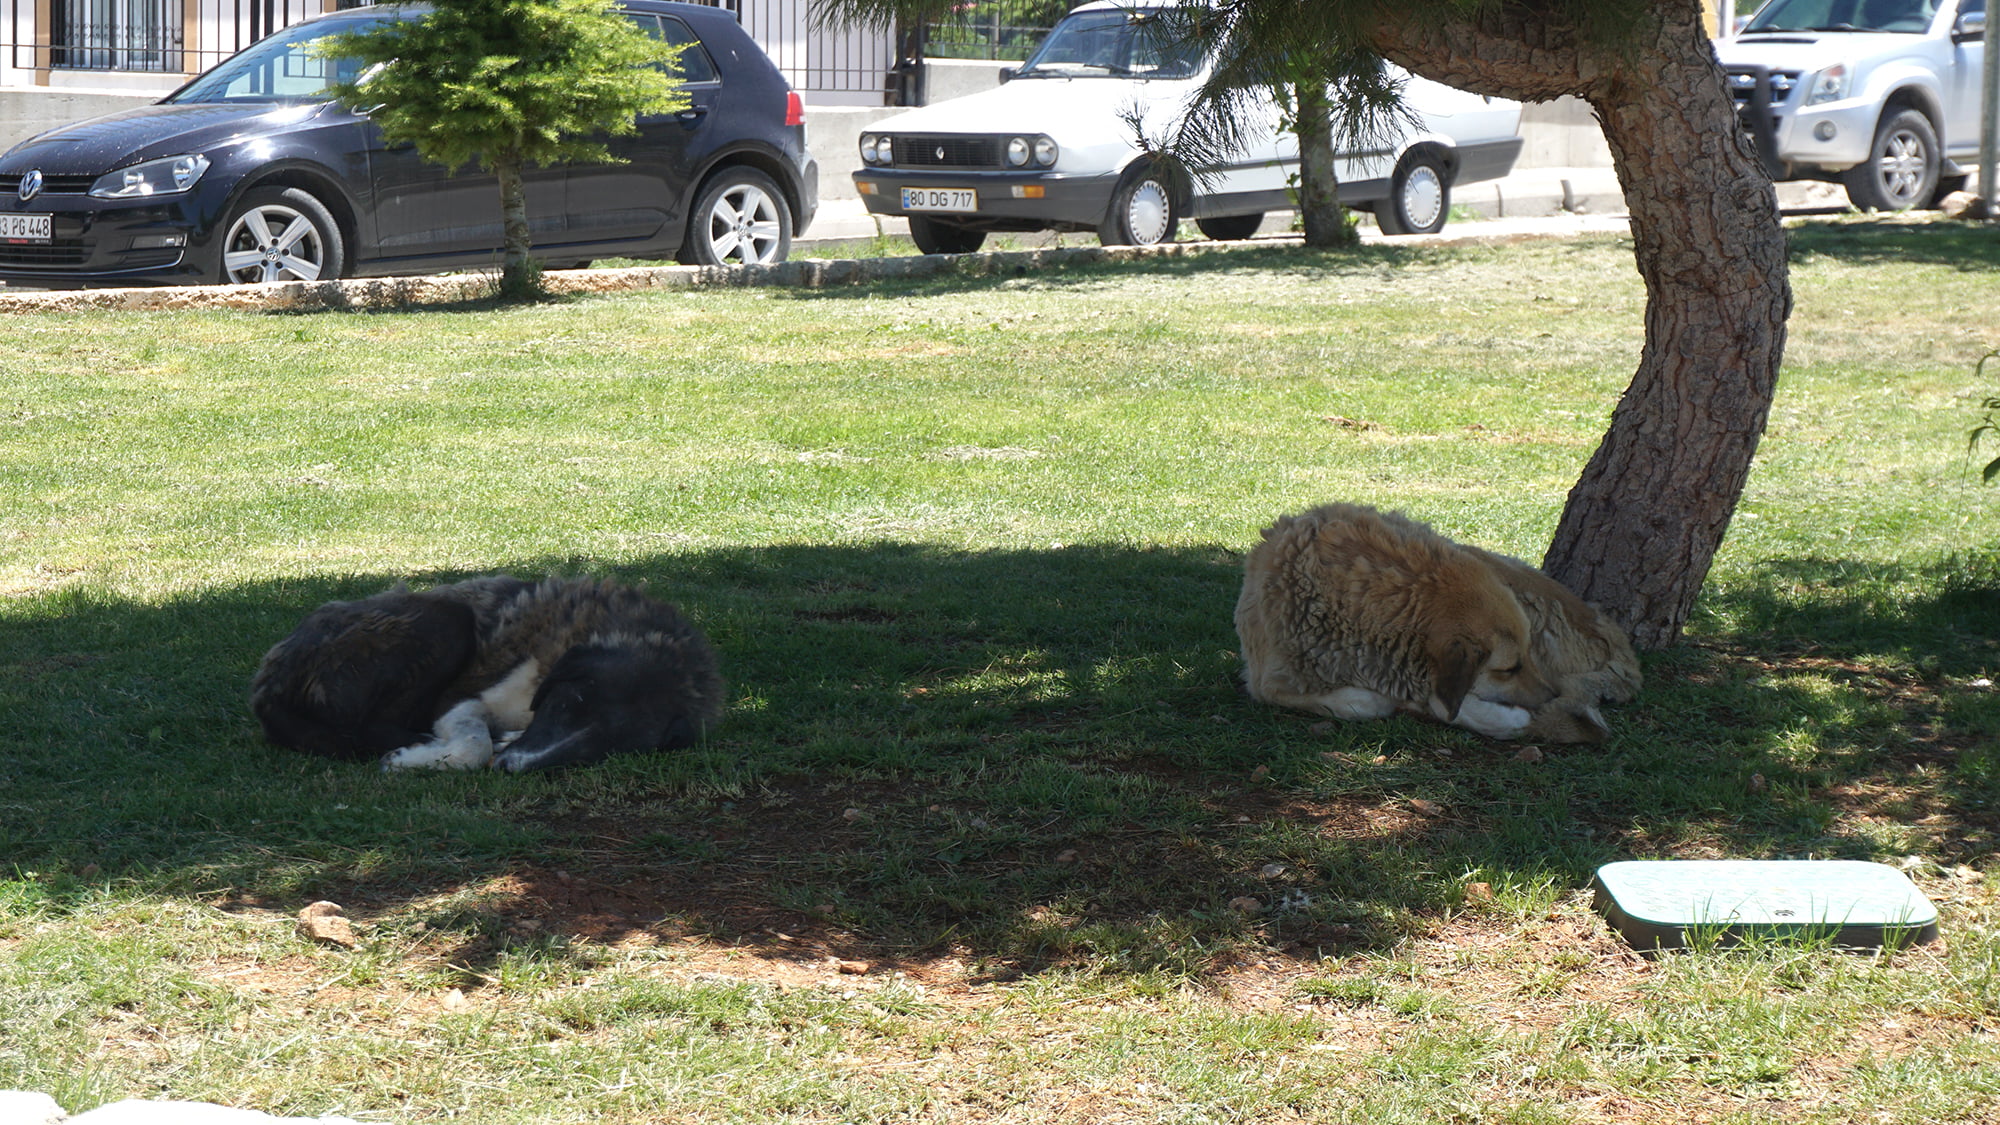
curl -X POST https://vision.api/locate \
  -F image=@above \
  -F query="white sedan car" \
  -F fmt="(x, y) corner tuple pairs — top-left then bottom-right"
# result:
(853, 0), (1524, 253)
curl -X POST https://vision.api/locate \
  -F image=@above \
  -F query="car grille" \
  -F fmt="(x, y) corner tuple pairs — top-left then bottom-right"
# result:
(1725, 68), (1799, 109)
(892, 135), (1002, 170)
(0, 172), (98, 196)
(0, 240), (90, 266)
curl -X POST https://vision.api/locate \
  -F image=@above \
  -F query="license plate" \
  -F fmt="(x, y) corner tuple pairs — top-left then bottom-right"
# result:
(901, 187), (977, 213)
(0, 213), (51, 242)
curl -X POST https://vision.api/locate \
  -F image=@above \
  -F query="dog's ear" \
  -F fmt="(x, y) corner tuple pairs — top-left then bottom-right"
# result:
(1430, 636), (1490, 721)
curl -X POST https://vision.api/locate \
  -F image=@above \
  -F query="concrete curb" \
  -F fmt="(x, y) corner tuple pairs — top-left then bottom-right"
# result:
(0, 220), (1635, 314)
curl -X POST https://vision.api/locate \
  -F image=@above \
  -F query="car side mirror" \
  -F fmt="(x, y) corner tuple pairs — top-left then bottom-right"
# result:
(1955, 11), (1986, 40)
(998, 67), (1015, 84)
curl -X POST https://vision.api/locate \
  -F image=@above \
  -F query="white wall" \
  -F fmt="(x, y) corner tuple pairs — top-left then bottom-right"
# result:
(1515, 97), (1615, 169)
(0, 88), (159, 150)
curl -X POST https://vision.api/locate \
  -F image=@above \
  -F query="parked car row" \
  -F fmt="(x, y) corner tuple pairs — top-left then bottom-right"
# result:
(0, 0), (1543, 289)
(0, 1), (818, 288)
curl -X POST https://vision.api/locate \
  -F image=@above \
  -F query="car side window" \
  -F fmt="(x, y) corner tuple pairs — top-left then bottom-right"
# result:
(627, 13), (720, 84)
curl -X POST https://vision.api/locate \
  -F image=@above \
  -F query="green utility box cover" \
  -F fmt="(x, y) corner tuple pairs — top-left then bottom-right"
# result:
(1591, 860), (1939, 953)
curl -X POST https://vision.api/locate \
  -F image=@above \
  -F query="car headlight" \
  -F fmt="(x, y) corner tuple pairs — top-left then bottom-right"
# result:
(1004, 135), (1059, 169)
(858, 133), (894, 165)
(89, 153), (211, 199)
(1802, 64), (1849, 106)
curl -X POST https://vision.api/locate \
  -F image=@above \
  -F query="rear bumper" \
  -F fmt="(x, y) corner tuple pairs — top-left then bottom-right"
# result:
(1452, 137), (1525, 187)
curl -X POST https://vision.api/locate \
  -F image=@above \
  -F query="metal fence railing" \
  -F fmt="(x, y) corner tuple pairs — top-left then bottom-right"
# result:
(2, 0), (928, 105)
(735, 0), (898, 104)
(6, 0), (336, 78)
(921, 0), (1059, 62)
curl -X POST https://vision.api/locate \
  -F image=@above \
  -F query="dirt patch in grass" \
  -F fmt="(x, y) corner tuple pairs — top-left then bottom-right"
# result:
(188, 649), (1989, 1025)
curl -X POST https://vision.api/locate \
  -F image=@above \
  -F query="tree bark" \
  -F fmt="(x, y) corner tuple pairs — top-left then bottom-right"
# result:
(1294, 82), (1357, 247)
(494, 149), (537, 297)
(1367, 0), (1792, 648)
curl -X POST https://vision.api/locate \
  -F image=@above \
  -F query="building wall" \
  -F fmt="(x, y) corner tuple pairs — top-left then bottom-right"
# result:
(0, 85), (155, 147)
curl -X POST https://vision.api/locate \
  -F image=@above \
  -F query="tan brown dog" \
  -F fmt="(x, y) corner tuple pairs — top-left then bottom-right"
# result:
(1235, 503), (1638, 743)
(1460, 544), (1641, 743)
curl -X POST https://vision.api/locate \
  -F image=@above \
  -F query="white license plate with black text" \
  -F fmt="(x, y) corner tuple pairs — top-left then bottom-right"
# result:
(0, 213), (51, 241)
(900, 187), (977, 213)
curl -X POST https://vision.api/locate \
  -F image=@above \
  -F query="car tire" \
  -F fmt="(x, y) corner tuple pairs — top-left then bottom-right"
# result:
(682, 168), (792, 265)
(1841, 109), (1939, 212)
(1195, 213), (1264, 241)
(1374, 151), (1450, 236)
(907, 215), (987, 255)
(1097, 164), (1179, 246)
(216, 186), (343, 285)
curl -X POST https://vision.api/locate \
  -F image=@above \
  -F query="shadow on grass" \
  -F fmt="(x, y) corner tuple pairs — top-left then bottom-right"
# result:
(2, 545), (1995, 984)
(1787, 216), (2000, 271)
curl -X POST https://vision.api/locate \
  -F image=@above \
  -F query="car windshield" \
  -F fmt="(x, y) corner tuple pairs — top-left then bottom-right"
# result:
(1739, 0), (1940, 33)
(1015, 8), (1205, 79)
(166, 16), (388, 104)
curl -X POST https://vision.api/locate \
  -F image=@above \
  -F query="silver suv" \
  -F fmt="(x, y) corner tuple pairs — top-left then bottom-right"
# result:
(1714, 0), (1989, 210)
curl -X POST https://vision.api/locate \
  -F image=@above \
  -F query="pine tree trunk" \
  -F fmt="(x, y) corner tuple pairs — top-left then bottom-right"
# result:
(494, 152), (537, 298)
(1369, 0), (1792, 648)
(1294, 82), (1356, 248)
(1544, 11), (1791, 649)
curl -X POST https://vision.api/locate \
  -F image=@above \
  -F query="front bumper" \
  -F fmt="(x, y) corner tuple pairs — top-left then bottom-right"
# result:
(1732, 68), (1876, 177)
(852, 167), (1120, 231)
(0, 191), (217, 287)
(1764, 102), (1880, 175)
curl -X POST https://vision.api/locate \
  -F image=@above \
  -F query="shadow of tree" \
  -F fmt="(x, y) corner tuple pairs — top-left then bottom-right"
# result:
(1787, 217), (2000, 271)
(2, 545), (1994, 986)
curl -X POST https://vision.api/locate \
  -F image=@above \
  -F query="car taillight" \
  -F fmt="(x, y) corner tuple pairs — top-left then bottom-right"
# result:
(785, 90), (804, 127)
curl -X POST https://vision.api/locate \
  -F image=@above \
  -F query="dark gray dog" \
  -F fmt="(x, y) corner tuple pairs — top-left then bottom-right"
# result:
(251, 576), (723, 772)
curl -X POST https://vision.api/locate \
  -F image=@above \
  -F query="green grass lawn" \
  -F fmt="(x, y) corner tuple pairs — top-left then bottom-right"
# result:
(2, 216), (1998, 1123)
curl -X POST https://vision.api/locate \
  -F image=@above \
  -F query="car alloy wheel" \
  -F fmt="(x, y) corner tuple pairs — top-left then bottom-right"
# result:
(689, 170), (791, 265)
(220, 187), (341, 284)
(1842, 109), (1940, 212)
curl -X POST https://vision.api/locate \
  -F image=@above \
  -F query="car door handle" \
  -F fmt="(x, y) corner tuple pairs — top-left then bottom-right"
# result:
(676, 108), (709, 124)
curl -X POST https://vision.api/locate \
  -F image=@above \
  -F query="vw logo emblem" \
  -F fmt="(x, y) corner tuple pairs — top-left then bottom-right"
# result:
(19, 169), (42, 203)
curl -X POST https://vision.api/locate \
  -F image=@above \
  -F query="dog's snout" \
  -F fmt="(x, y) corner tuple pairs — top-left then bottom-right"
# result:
(1519, 664), (1559, 708)
(1489, 653), (1558, 709)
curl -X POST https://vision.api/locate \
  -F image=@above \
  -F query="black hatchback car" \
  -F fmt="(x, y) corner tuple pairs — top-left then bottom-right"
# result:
(0, 1), (817, 287)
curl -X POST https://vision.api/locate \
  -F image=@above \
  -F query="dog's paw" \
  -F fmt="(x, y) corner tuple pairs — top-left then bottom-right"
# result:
(381, 734), (495, 771)
(1451, 697), (1534, 740)
(1523, 700), (1611, 745)
(381, 740), (452, 771)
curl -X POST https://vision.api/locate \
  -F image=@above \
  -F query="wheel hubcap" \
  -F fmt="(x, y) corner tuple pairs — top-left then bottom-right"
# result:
(1127, 180), (1171, 245)
(1402, 166), (1445, 231)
